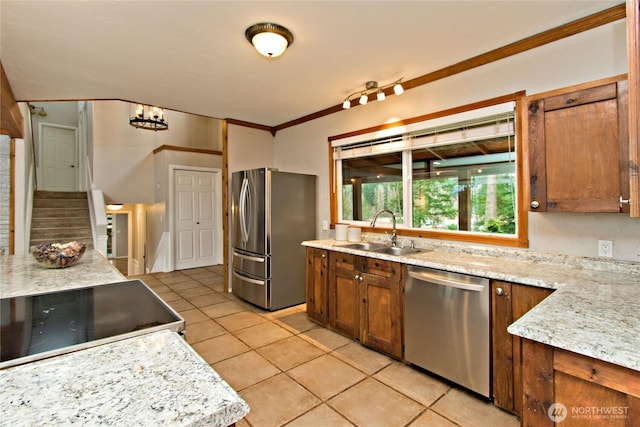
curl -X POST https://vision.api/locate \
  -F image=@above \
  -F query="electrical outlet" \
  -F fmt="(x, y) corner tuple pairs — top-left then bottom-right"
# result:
(322, 220), (329, 231)
(598, 240), (613, 258)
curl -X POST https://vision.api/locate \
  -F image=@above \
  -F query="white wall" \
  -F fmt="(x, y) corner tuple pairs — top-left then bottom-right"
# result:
(93, 100), (222, 204)
(264, 20), (640, 261)
(227, 124), (274, 173)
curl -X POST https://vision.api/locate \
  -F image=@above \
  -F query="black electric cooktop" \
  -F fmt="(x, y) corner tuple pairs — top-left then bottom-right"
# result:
(0, 280), (184, 369)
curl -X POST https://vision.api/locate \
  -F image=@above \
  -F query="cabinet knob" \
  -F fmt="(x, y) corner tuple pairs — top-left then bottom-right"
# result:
(355, 274), (359, 280)
(620, 195), (631, 208)
(321, 254), (326, 258)
(495, 287), (505, 296)
(530, 200), (540, 209)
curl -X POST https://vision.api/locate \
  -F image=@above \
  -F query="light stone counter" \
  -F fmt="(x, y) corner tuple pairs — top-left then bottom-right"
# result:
(0, 249), (125, 298)
(0, 251), (249, 426)
(303, 238), (640, 372)
(0, 329), (249, 426)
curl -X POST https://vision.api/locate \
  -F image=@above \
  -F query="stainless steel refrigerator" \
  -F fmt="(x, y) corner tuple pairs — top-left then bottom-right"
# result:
(231, 168), (316, 310)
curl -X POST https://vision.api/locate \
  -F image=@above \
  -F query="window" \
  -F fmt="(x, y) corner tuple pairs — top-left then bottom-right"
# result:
(330, 93), (527, 247)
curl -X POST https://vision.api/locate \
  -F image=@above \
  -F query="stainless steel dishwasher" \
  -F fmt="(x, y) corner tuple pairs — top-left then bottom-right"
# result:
(405, 265), (490, 398)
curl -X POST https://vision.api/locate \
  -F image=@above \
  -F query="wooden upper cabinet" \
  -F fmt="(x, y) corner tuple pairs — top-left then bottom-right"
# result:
(527, 77), (630, 213)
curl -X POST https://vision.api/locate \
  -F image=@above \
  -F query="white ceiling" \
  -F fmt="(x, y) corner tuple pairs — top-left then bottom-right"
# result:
(0, 1), (623, 127)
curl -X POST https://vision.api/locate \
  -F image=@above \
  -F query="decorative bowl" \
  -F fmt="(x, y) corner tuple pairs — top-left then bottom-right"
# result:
(32, 241), (86, 269)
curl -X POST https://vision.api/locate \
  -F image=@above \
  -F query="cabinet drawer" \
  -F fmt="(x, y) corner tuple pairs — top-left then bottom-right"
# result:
(330, 252), (356, 271)
(364, 258), (400, 279)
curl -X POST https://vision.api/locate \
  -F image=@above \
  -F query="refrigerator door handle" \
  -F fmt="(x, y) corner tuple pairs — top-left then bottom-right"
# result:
(232, 250), (265, 263)
(239, 177), (250, 243)
(233, 270), (266, 286)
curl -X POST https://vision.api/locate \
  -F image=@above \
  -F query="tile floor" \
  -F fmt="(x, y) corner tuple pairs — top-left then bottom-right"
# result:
(131, 266), (519, 427)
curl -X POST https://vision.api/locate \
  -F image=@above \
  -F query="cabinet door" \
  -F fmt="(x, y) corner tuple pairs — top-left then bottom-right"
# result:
(522, 341), (640, 427)
(528, 80), (629, 212)
(360, 259), (403, 358)
(306, 248), (328, 325)
(329, 252), (359, 338)
(492, 281), (552, 416)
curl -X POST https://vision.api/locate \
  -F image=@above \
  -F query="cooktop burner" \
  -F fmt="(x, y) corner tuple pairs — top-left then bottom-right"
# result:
(1, 280), (184, 369)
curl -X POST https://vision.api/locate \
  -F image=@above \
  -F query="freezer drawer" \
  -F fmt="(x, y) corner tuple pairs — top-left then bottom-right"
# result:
(232, 249), (269, 279)
(232, 269), (270, 309)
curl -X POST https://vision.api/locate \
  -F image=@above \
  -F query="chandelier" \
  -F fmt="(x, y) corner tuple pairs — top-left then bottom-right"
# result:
(342, 79), (404, 109)
(129, 104), (168, 131)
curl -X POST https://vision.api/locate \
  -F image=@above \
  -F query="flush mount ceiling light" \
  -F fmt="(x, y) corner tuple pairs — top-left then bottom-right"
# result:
(342, 79), (404, 109)
(245, 22), (294, 58)
(107, 204), (123, 211)
(129, 104), (168, 131)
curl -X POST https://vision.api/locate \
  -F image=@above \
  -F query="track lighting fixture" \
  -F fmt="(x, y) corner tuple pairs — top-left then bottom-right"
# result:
(342, 79), (404, 109)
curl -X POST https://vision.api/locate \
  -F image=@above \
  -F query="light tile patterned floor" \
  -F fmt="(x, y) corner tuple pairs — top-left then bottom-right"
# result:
(131, 267), (519, 427)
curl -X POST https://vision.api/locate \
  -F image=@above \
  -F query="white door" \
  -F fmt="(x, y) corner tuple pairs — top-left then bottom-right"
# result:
(40, 124), (77, 191)
(174, 169), (220, 270)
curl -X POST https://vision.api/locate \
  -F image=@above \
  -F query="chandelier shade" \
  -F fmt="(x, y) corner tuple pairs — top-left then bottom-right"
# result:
(129, 104), (168, 131)
(245, 22), (294, 58)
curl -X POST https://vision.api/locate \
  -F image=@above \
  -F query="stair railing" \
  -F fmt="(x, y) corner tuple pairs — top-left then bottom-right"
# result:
(85, 159), (108, 255)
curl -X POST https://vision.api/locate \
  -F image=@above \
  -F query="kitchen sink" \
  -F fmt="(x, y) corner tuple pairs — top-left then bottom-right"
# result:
(338, 242), (424, 256)
(371, 246), (423, 256)
(338, 242), (387, 251)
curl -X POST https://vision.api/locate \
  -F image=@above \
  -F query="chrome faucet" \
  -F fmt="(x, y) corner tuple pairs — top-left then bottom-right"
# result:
(370, 209), (398, 247)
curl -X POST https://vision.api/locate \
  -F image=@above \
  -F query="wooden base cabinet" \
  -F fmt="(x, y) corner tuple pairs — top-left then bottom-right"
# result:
(491, 280), (553, 416)
(328, 252), (404, 359)
(522, 340), (640, 427)
(305, 248), (328, 325)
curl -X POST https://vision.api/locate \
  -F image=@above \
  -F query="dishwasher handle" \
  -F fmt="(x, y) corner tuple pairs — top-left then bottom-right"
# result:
(408, 270), (485, 292)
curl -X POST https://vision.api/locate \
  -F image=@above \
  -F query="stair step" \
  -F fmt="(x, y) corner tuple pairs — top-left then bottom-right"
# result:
(32, 207), (90, 218)
(33, 199), (89, 209)
(34, 191), (87, 200)
(31, 217), (91, 228)
(30, 191), (94, 250)
(31, 229), (92, 240)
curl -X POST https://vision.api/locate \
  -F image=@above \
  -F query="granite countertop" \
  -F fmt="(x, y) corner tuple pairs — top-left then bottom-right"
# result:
(0, 329), (249, 426)
(0, 249), (126, 298)
(0, 251), (249, 426)
(303, 238), (640, 372)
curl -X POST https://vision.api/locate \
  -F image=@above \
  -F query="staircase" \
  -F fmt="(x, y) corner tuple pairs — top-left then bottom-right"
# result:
(30, 191), (93, 249)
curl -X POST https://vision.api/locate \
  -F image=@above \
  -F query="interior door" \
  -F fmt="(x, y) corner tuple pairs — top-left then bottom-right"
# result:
(40, 124), (77, 191)
(174, 169), (221, 270)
